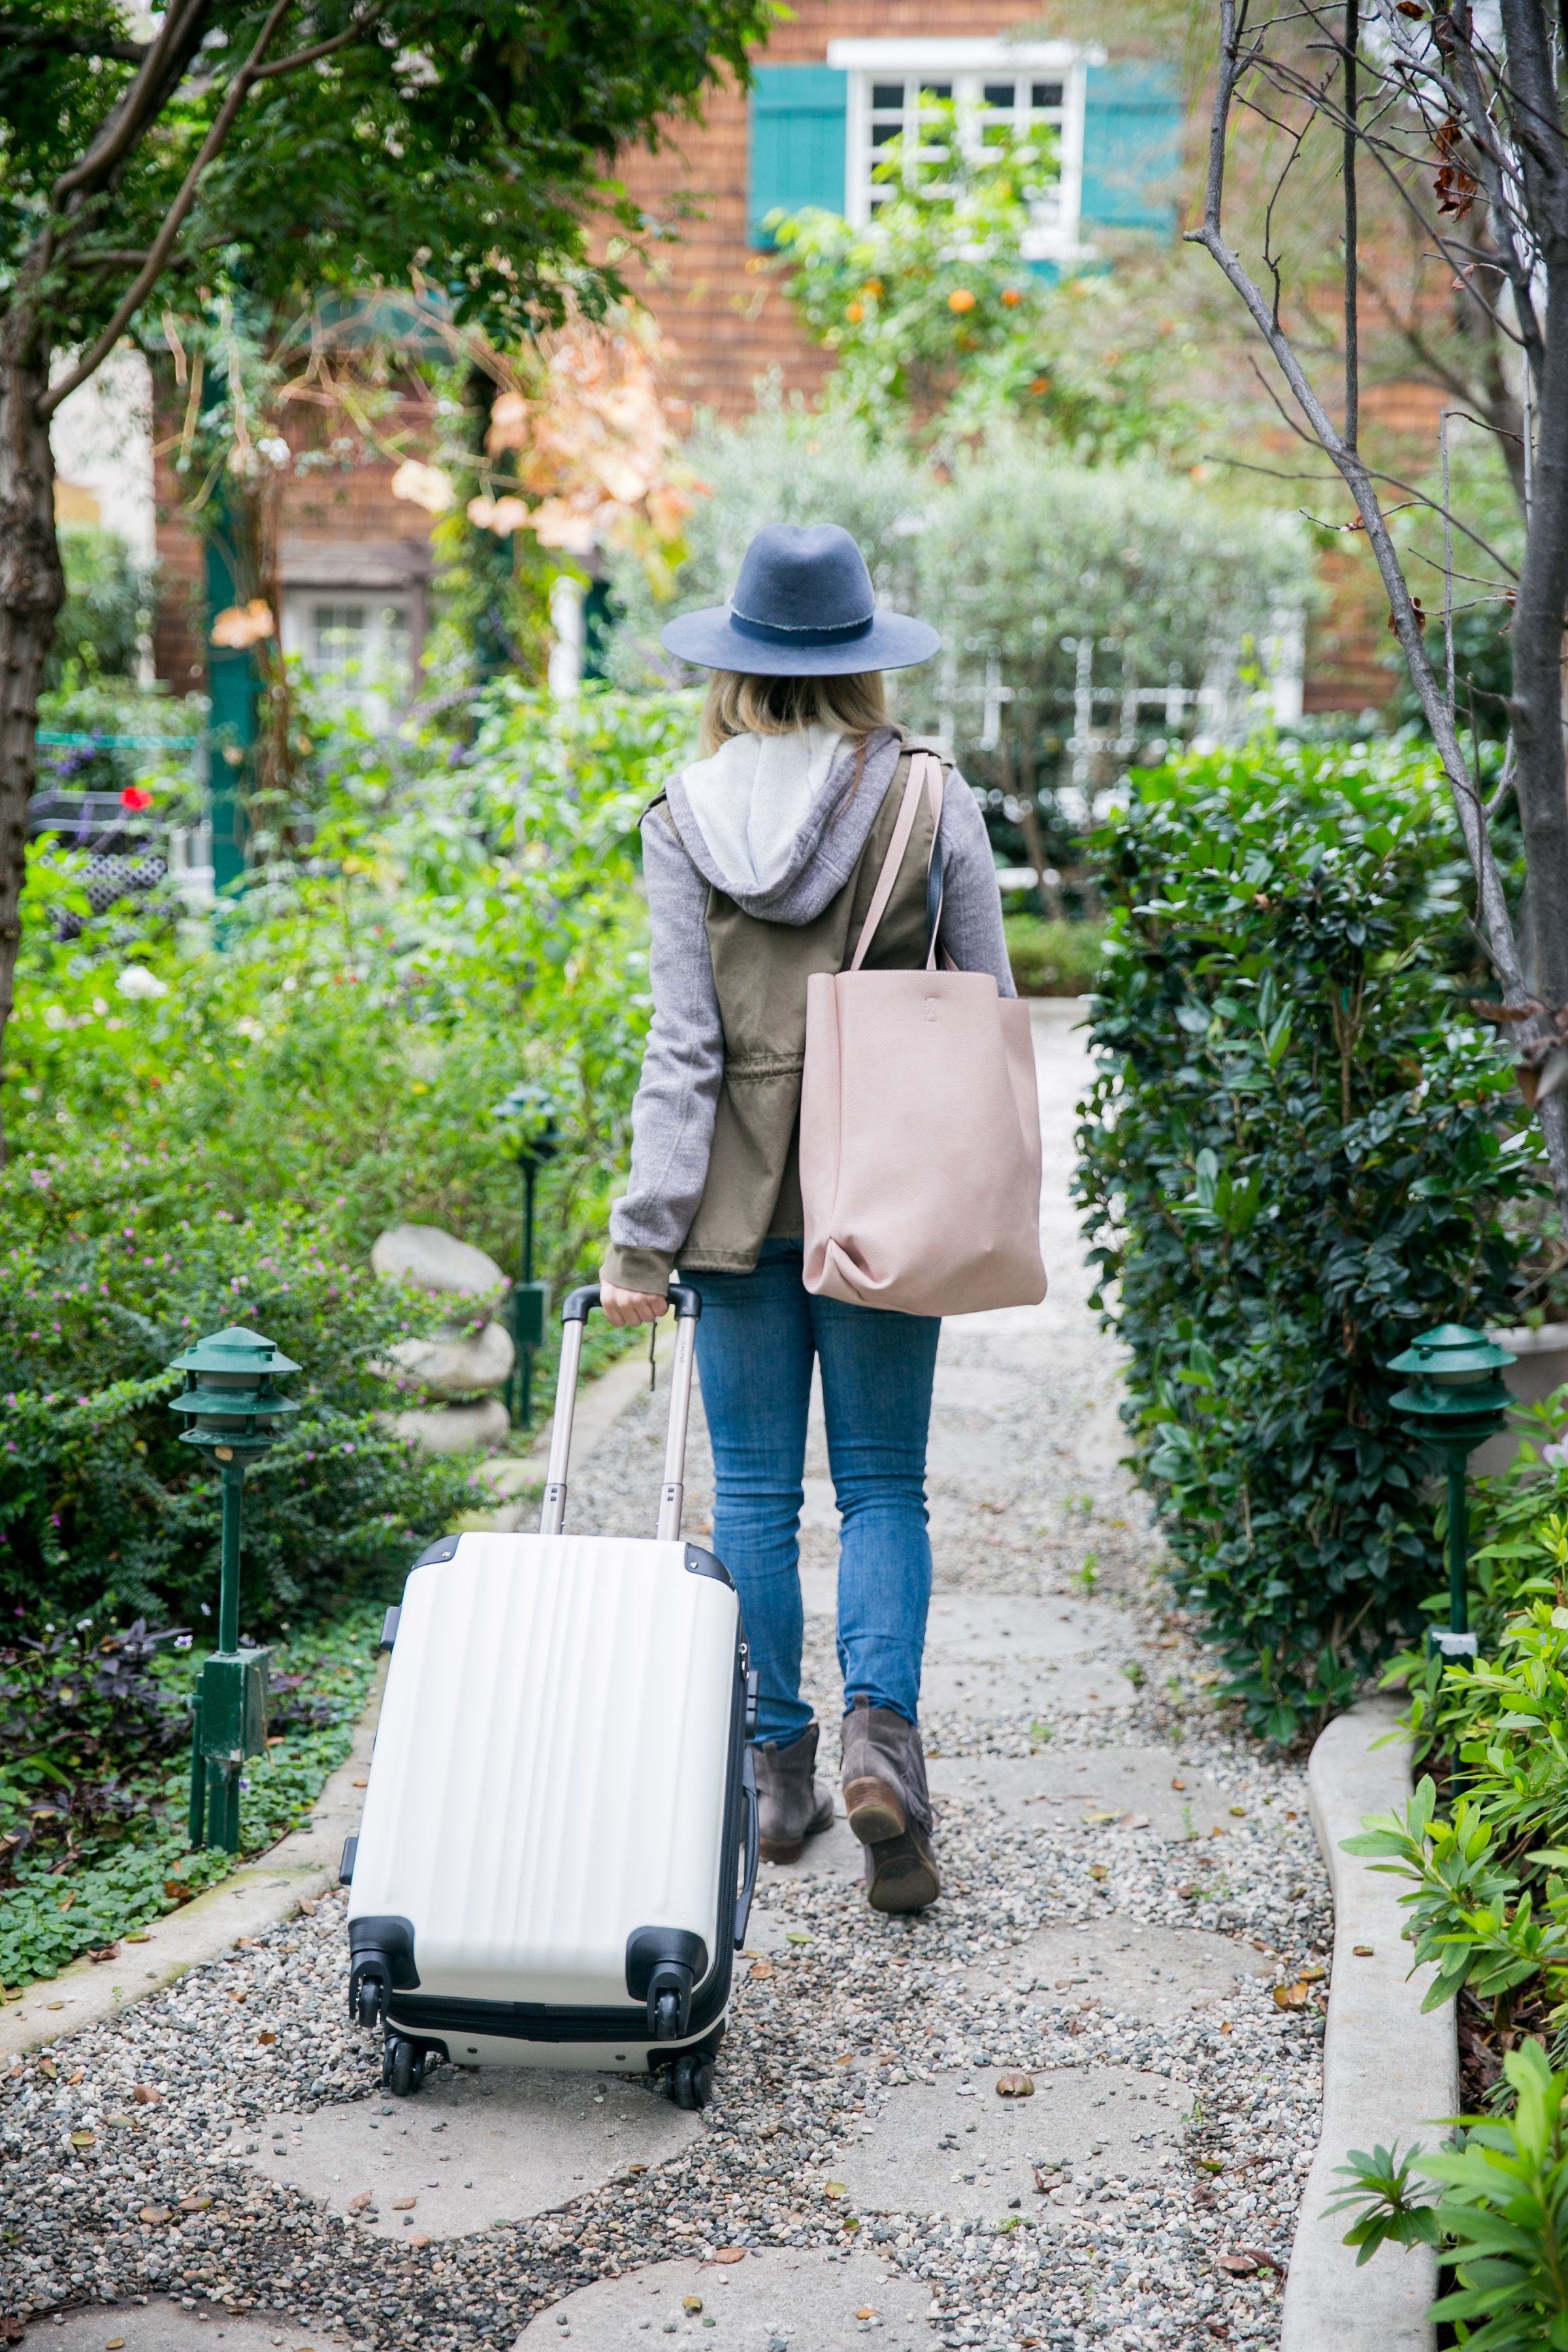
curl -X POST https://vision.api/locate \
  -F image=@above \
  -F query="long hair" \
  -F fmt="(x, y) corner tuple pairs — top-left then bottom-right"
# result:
(696, 669), (888, 757)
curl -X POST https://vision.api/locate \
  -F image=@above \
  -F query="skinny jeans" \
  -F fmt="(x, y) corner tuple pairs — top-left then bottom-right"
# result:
(691, 1239), (939, 1747)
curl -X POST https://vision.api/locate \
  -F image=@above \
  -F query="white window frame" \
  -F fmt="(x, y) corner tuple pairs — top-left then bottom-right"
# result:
(826, 36), (1103, 265)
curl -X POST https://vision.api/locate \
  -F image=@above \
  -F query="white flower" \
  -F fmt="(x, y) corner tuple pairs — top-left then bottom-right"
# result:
(116, 965), (169, 1000)
(42, 1004), (69, 1029)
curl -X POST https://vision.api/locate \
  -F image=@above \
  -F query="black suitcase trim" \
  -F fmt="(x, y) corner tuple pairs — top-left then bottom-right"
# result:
(383, 1631), (751, 2050)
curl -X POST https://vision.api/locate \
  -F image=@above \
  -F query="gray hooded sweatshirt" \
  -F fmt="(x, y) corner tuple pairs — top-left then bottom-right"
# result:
(606, 723), (1015, 1276)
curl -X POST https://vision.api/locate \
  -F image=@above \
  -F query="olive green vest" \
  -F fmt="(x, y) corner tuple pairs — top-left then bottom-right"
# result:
(676, 744), (940, 1275)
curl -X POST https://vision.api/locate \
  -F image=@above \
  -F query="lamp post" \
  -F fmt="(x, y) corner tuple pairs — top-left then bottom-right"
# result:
(168, 1326), (299, 1852)
(491, 1083), (561, 1429)
(1387, 1322), (1516, 1663)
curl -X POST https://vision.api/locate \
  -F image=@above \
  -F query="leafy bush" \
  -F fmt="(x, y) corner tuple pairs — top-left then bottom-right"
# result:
(0, 1606), (381, 1990)
(44, 526), (155, 693)
(1075, 738), (1537, 1739)
(2, 681), (679, 1644)
(1341, 1422), (1568, 2067)
(770, 103), (1193, 461)
(1328, 2044), (1568, 2344)
(1004, 914), (1103, 996)
(0, 1160), (480, 1627)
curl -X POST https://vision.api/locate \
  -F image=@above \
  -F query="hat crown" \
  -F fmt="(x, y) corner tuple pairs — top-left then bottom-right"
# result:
(730, 524), (875, 638)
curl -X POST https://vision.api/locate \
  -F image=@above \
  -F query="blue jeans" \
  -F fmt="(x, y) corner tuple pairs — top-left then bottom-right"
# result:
(691, 1240), (940, 1747)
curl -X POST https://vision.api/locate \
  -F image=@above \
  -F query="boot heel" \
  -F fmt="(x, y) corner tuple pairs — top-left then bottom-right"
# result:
(843, 1775), (905, 1845)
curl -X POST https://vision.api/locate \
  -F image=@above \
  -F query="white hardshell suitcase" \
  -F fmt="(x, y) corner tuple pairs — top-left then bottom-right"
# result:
(342, 1282), (759, 2108)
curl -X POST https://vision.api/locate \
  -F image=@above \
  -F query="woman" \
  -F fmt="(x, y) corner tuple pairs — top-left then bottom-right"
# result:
(600, 522), (1015, 1915)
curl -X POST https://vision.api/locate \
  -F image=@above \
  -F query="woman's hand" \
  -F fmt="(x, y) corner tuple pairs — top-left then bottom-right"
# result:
(601, 1282), (669, 1328)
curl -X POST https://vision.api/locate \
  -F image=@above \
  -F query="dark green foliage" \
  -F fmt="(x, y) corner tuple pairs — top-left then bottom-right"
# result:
(0, 1151), (479, 1629)
(44, 528), (154, 693)
(1075, 740), (1537, 1740)
(9, 1), (776, 359)
(0, 1605), (382, 1989)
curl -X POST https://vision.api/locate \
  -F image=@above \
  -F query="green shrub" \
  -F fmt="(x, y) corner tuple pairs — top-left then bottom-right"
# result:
(1328, 2044), (1568, 2342)
(0, 1155), (480, 1627)
(1075, 737), (1537, 1740)
(1004, 914), (1103, 996)
(0, 1606), (382, 1989)
(44, 526), (156, 693)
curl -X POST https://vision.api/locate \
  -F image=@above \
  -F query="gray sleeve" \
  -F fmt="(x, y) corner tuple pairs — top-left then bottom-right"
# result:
(938, 769), (1017, 998)
(606, 808), (724, 1264)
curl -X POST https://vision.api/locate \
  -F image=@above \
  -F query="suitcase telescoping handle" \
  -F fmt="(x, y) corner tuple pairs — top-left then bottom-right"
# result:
(539, 1282), (702, 1541)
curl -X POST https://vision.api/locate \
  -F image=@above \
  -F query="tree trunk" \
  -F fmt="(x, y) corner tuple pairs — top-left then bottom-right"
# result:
(0, 323), (63, 1164)
(1508, 302), (1568, 1022)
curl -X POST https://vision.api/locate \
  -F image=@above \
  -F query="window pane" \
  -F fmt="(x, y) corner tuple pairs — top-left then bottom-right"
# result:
(917, 82), (951, 103)
(871, 82), (904, 108)
(1031, 80), (1064, 109)
(870, 121), (902, 145)
(983, 81), (1017, 106)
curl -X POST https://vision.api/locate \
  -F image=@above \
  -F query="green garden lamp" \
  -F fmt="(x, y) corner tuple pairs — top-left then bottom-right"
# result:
(491, 1083), (561, 1429)
(167, 1326), (299, 1852)
(1388, 1322), (1516, 1662)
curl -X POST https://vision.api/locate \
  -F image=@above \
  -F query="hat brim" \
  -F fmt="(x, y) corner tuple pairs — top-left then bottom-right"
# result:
(659, 604), (941, 676)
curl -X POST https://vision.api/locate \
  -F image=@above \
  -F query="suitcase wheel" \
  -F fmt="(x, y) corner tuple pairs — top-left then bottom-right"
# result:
(666, 2049), (715, 2111)
(355, 1978), (385, 2029)
(382, 2034), (427, 2097)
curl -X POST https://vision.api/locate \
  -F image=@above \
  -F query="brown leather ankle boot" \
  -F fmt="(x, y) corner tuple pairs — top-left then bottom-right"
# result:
(753, 1722), (834, 1863)
(840, 1698), (941, 1913)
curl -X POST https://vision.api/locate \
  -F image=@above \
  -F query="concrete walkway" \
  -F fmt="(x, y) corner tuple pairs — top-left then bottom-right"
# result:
(2, 1005), (1331, 2352)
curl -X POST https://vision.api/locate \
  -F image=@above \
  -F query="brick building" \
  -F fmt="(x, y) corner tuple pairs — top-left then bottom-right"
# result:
(615, 5), (1180, 419)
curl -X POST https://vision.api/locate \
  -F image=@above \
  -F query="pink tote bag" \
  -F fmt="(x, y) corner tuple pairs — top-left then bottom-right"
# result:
(800, 752), (1047, 1318)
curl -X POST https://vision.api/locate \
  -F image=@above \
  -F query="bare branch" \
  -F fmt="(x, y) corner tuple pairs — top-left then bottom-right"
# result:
(40, 0), (295, 420)
(51, 0), (211, 208)
(251, 9), (384, 80)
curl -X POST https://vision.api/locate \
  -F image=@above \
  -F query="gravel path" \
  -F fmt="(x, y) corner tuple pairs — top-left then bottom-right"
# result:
(1, 1004), (1331, 2351)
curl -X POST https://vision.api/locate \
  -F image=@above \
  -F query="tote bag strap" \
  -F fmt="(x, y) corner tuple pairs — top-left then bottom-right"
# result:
(849, 751), (946, 975)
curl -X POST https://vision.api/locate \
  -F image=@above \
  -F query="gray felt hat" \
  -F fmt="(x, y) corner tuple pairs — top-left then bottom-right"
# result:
(660, 523), (941, 676)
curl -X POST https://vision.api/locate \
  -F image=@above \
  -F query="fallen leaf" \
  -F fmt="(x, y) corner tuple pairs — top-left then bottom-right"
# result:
(1298, 1965), (1325, 1981)
(132, 2085), (160, 2105)
(627, 2163), (648, 2176)
(163, 1879), (189, 1901)
(855, 2310), (877, 2321)
(1210, 1827), (1226, 1838)
(1219, 2021), (1233, 2036)
(1241, 2246), (1283, 2274)
(996, 2072), (1035, 2099)
(710, 2249), (746, 2264)
(257, 2030), (277, 2045)
(749, 1960), (775, 1980)
(1175, 1881), (1196, 1899)
(1229, 1806), (1247, 1818)
(825, 2181), (845, 2198)
(56, 1889), (76, 1913)
(67, 2068), (84, 2085)
(1170, 1777), (1186, 1790)
(1217, 2253), (1258, 2276)
(87, 1942), (120, 1962)
(70, 2130), (95, 2148)
(37, 2059), (57, 2079)
(391, 2196), (417, 2210)
(683, 2296), (704, 2315)
(178, 2195), (211, 2213)
(1271, 1983), (1310, 2010)
(1119, 1812), (1151, 1830)
(1088, 1865), (1107, 1882)
(353, 1778), (368, 1789)
(139, 2206), (172, 2225)
(297, 1896), (317, 1916)
(125, 1933), (150, 1945)
(107, 2340), (127, 2348)
(785, 1931), (811, 1946)
(1353, 1945), (1374, 1957)
(348, 2193), (371, 2213)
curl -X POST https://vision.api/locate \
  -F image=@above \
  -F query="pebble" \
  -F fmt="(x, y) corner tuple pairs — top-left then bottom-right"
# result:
(0, 1016), (1327, 2350)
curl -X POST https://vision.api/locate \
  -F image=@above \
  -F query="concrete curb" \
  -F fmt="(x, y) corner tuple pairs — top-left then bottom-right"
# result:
(1280, 1695), (1458, 2352)
(1, 1317), (673, 2055)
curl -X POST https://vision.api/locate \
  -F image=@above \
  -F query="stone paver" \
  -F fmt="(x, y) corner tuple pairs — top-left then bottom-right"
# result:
(510, 2249), (925, 2352)
(1, 1002), (1328, 2352)
(220, 2070), (700, 2240)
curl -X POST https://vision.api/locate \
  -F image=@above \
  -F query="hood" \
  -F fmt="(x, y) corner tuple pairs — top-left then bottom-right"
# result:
(664, 725), (904, 926)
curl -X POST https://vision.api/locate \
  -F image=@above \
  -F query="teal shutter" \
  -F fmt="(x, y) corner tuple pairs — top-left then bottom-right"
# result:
(1080, 61), (1183, 235)
(748, 65), (848, 247)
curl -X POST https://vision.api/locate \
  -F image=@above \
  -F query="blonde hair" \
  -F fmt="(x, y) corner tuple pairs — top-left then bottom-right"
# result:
(697, 669), (887, 757)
